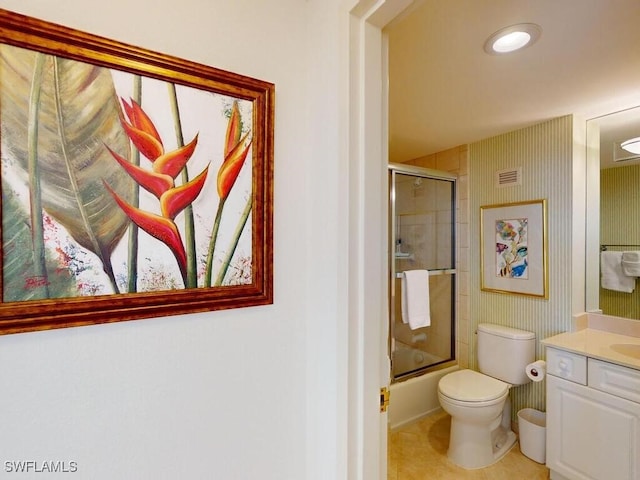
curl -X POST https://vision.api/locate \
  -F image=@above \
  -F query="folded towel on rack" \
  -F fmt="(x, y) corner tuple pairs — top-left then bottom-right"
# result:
(622, 251), (640, 277)
(601, 251), (635, 292)
(401, 270), (431, 330)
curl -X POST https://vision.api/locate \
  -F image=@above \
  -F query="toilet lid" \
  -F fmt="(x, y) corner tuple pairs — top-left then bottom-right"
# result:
(439, 370), (509, 402)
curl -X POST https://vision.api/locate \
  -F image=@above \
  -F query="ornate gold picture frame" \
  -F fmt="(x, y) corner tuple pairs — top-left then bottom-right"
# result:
(0, 9), (274, 334)
(480, 199), (548, 298)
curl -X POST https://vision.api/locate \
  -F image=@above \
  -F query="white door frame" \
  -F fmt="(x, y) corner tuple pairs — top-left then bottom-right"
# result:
(347, 1), (414, 479)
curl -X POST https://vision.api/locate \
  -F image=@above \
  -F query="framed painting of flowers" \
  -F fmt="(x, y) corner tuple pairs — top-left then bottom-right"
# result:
(480, 199), (548, 298)
(0, 9), (274, 334)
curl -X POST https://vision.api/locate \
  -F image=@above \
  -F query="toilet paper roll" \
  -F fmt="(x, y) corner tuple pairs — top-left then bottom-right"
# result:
(526, 360), (546, 382)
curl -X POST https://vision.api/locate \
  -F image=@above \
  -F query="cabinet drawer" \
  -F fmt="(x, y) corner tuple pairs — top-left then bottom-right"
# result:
(589, 358), (640, 403)
(546, 347), (587, 384)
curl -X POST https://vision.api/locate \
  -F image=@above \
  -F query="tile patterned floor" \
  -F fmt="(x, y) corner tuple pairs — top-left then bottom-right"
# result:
(388, 410), (550, 479)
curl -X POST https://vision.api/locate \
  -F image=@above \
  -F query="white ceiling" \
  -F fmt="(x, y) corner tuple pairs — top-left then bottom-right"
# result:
(386, 0), (640, 164)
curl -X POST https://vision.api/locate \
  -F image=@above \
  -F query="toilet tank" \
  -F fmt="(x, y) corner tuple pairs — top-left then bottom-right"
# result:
(477, 323), (535, 385)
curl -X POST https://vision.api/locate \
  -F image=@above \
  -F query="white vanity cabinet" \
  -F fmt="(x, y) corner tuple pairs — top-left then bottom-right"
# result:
(546, 347), (640, 480)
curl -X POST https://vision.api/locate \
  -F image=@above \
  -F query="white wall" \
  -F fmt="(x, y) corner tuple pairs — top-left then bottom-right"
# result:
(0, 1), (347, 478)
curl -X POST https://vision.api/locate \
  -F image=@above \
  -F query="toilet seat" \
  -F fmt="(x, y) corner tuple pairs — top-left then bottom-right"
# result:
(439, 369), (509, 403)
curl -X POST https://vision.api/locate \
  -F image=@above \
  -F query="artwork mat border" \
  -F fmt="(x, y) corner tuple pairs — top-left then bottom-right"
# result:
(480, 199), (548, 298)
(0, 9), (274, 334)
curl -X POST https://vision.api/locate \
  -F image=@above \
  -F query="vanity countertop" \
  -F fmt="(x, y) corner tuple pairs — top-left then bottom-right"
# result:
(542, 328), (640, 371)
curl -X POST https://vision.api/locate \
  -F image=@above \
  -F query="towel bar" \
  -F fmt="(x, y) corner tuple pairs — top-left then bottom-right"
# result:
(396, 269), (456, 278)
(601, 244), (640, 251)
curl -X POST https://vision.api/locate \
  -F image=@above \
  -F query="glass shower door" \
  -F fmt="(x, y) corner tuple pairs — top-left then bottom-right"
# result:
(389, 164), (456, 381)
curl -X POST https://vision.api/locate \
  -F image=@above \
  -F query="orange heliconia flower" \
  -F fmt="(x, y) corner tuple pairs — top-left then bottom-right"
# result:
(217, 101), (252, 200)
(120, 98), (164, 161)
(105, 99), (209, 283)
(160, 166), (209, 220)
(105, 145), (173, 198)
(104, 182), (187, 279)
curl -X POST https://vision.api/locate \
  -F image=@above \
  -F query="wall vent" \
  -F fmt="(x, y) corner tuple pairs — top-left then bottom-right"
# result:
(496, 167), (521, 187)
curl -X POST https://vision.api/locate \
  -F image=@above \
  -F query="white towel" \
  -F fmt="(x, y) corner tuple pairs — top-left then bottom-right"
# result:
(622, 251), (640, 277)
(401, 270), (431, 330)
(601, 251), (635, 293)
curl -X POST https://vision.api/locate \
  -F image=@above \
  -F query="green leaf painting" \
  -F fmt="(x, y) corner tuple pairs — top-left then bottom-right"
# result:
(2, 177), (77, 301)
(0, 44), (254, 302)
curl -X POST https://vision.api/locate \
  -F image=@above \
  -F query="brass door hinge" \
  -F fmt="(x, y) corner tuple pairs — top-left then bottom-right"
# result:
(380, 387), (390, 413)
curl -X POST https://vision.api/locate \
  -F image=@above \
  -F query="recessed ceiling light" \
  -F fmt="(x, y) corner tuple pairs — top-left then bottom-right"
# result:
(621, 137), (640, 155)
(484, 23), (542, 55)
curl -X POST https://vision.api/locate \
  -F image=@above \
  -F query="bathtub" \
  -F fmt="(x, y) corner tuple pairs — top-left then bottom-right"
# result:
(392, 341), (444, 377)
(388, 347), (458, 430)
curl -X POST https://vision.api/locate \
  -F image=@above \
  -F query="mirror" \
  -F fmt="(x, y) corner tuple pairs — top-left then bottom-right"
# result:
(586, 106), (640, 320)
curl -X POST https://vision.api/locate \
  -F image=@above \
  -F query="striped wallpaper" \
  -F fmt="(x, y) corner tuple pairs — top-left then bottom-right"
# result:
(468, 115), (576, 415)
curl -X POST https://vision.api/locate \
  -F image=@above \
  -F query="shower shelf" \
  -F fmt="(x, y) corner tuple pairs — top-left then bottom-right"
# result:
(396, 268), (456, 278)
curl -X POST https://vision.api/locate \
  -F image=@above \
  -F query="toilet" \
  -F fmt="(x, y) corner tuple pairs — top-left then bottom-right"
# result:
(437, 323), (535, 469)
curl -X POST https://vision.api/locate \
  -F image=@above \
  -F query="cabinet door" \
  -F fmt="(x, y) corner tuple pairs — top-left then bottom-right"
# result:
(547, 375), (640, 480)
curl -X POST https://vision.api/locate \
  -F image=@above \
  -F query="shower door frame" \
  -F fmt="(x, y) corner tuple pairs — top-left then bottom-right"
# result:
(388, 163), (457, 382)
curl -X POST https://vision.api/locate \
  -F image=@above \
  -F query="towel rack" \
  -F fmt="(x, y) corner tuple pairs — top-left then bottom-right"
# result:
(396, 268), (456, 278)
(601, 244), (640, 251)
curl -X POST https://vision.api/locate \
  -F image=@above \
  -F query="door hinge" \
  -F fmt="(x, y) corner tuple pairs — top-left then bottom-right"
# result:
(380, 387), (390, 413)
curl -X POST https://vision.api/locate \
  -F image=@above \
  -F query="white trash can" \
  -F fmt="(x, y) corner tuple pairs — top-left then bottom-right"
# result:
(517, 408), (546, 464)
